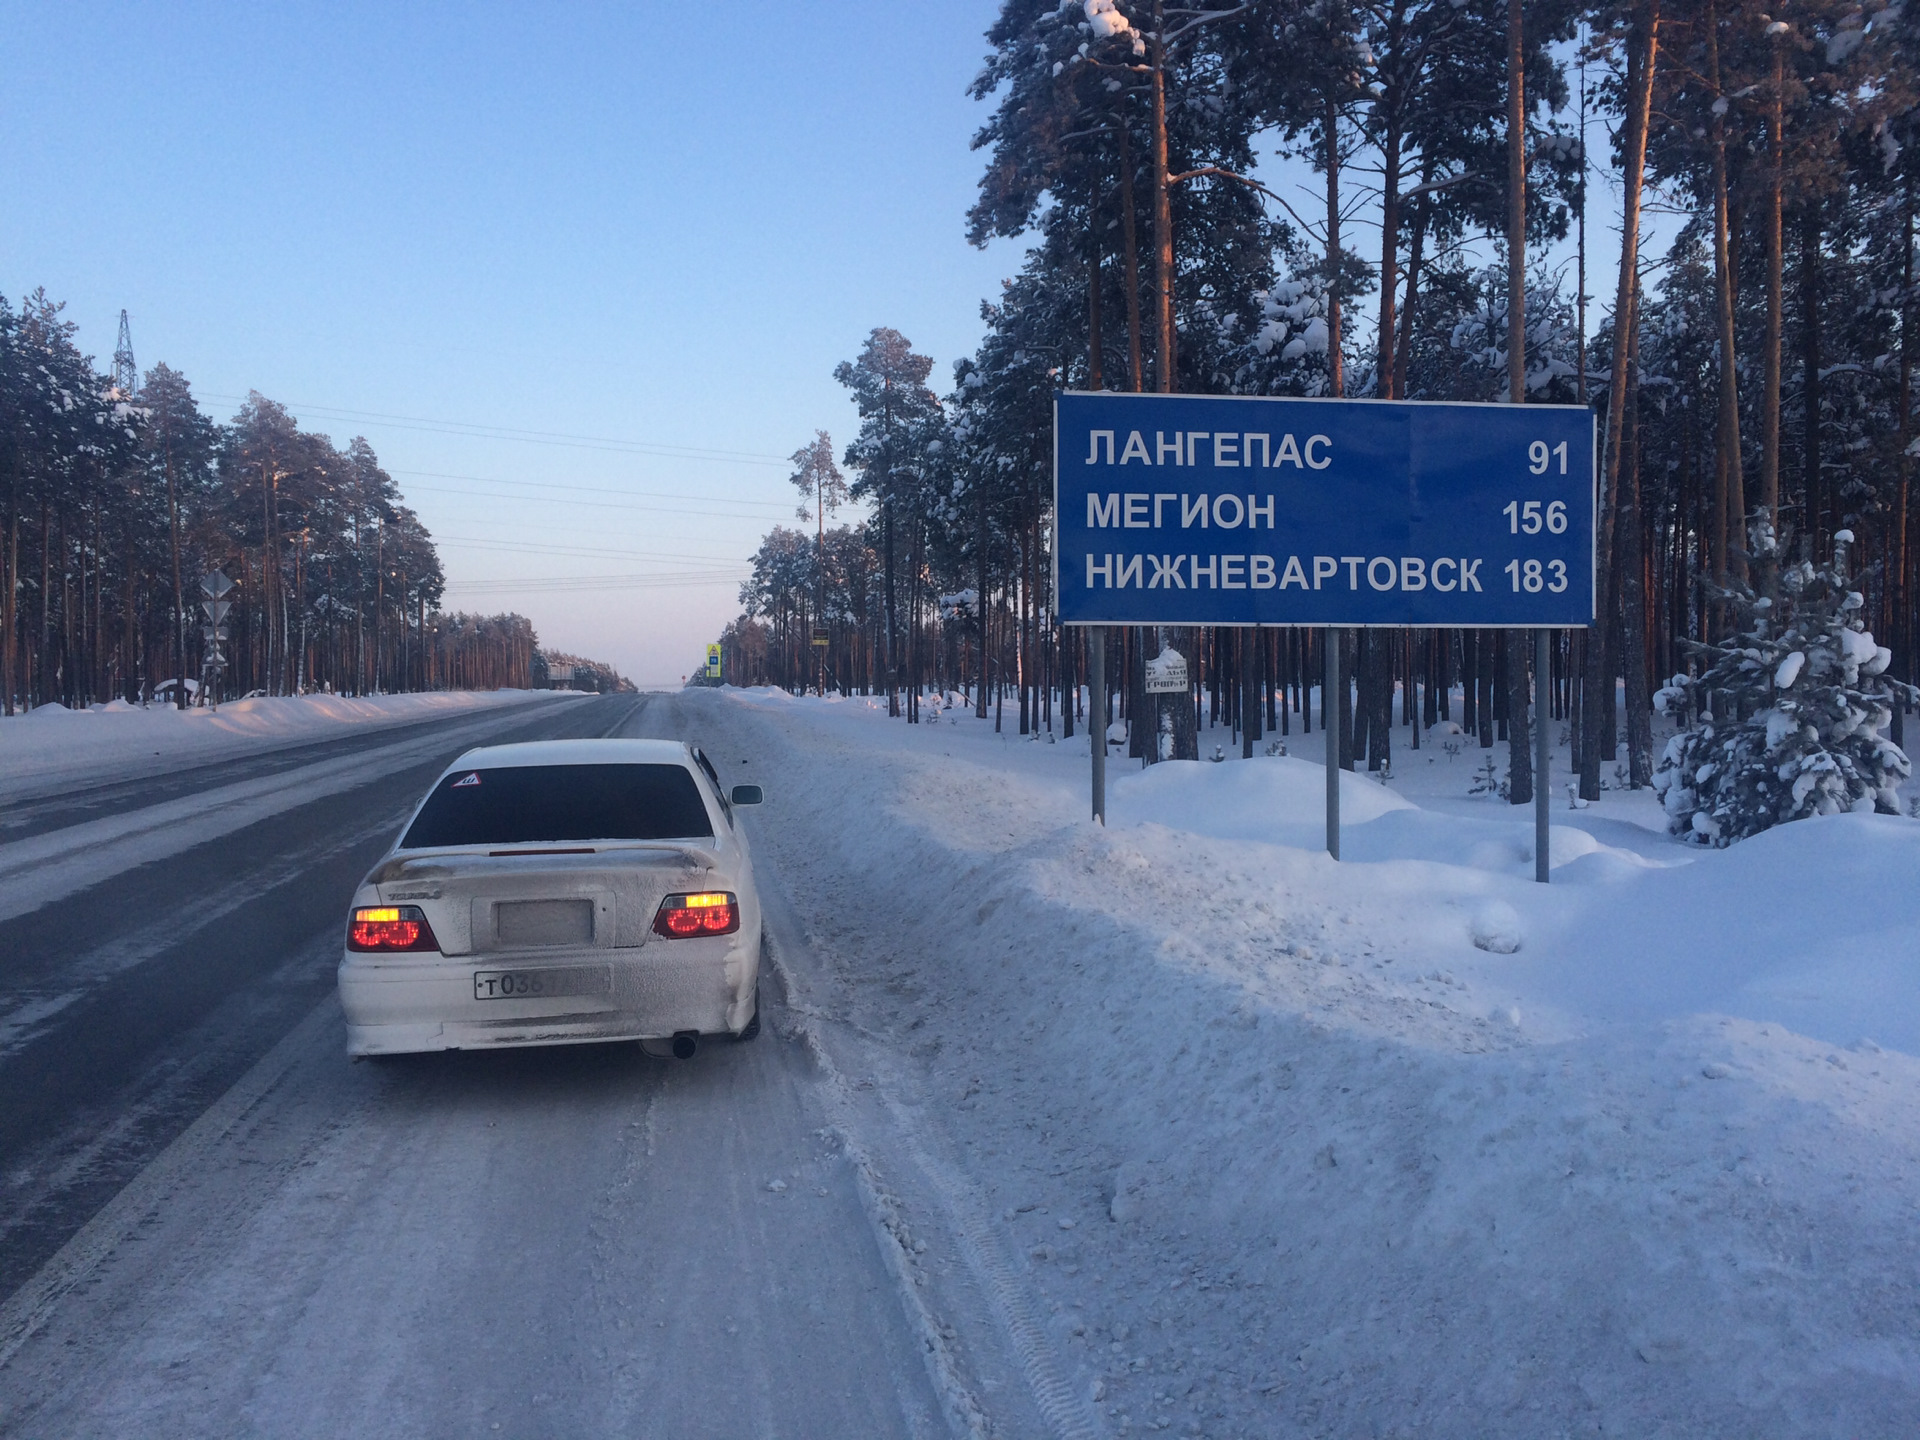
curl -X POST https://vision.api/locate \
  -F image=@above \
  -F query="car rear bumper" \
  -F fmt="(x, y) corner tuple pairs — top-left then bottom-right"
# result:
(338, 930), (759, 1055)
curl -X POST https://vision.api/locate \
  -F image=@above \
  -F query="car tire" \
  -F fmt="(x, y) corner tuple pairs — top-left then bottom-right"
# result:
(733, 980), (761, 1043)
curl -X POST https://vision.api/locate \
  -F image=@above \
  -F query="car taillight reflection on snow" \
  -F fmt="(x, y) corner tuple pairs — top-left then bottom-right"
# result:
(652, 892), (739, 938)
(348, 905), (441, 952)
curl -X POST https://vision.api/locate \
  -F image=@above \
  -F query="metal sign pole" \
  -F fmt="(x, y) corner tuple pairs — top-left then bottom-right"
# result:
(1535, 628), (1551, 882)
(1089, 626), (1107, 824)
(1324, 626), (1340, 860)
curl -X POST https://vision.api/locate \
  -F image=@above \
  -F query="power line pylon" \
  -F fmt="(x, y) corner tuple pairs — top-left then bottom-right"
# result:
(112, 309), (138, 397)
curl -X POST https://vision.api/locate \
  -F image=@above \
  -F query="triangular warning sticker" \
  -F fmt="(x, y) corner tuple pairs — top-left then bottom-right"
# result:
(452, 772), (481, 787)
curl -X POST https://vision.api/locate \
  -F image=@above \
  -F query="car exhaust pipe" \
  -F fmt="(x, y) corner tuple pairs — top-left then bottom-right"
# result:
(671, 1031), (699, 1060)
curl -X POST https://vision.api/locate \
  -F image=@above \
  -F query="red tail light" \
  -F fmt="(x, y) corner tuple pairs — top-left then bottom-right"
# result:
(652, 892), (739, 938)
(348, 905), (441, 952)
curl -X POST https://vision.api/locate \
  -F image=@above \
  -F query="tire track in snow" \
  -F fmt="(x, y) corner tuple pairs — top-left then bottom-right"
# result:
(0, 995), (337, 1371)
(758, 877), (1101, 1440)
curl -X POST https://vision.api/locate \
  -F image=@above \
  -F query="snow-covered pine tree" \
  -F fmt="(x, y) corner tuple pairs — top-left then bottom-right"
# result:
(1653, 521), (1919, 845)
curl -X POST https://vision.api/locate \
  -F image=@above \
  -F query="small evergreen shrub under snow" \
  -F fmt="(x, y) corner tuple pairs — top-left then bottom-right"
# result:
(1653, 527), (1918, 846)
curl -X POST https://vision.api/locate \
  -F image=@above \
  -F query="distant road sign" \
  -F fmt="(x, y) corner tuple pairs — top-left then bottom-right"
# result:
(705, 643), (722, 680)
(1054, 393), (1595, 628)
(201, 570), (234, 599)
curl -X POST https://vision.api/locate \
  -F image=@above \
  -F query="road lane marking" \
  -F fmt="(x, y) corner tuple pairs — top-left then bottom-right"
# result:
(0, 994), (337, 1371)
(0, 699), (618, 925)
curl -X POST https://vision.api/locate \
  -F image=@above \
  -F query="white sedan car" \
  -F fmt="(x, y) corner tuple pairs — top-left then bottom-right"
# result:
(338, 738), (763, 1060)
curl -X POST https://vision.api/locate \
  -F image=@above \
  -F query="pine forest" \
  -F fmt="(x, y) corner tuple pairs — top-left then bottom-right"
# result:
(724, 0), (1919, 823)
(0, 291), (553, 710)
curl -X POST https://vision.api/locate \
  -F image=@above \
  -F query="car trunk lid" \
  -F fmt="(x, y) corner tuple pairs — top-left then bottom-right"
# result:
(368, 844), (722, 956)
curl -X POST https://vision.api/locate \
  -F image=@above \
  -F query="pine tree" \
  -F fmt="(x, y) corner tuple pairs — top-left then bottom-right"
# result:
(1653, 521), (1918, 843)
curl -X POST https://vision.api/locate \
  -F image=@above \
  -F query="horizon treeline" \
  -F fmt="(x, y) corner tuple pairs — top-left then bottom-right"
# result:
(727, 0), (1918, 802)
(1, 288), (544, 711)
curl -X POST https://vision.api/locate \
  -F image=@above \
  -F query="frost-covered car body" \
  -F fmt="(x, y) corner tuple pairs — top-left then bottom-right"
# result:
(337, 739), (762, 1056)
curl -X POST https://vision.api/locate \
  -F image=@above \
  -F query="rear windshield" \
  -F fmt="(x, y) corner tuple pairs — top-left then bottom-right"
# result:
(400, 763), (713, 848)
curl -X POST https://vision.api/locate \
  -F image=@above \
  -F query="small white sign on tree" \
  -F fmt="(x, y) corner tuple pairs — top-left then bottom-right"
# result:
(1144, 648), (1189, 694)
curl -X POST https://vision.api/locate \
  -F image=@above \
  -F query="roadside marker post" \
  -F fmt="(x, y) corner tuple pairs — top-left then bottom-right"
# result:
(1053, 392), (1596, 877)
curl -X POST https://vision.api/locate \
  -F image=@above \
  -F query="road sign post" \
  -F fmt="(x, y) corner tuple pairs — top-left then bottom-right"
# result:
(1325, 628), (1340, 860)
(1054, 393), (1596, 872)
(200, 570), (235, 710)
(1535, 628), (1551, 882)
(1089, 626), (1106, 824)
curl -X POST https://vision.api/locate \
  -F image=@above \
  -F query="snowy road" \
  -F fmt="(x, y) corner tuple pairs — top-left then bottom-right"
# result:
(13, 683), (1916, 1437)
(0, 691), (988, 1438)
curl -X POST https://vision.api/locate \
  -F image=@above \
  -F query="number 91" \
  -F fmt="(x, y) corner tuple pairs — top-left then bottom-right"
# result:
(1529, 439), (1569, 475)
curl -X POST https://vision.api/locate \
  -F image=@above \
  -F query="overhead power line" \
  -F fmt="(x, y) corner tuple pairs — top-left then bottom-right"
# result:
(434, 533), (749, 565)
(397, 474), (794, 518)
(442, 571), (748, 595)
(198, 394), (792, 467)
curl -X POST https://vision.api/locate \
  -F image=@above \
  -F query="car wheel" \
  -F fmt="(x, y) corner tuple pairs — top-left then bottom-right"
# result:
(733, 980), (761, 1043)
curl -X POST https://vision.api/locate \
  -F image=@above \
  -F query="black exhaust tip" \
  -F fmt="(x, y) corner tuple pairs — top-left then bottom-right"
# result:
(671, 1031), (699, 1060)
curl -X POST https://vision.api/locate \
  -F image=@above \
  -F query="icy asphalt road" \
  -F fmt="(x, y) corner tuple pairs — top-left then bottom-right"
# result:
(0, 692), (1018, 1439)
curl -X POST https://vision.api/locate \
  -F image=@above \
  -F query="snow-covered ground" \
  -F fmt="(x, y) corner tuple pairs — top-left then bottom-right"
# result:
(0, 689), (579, 800)
(724, 684), (1920, 1437)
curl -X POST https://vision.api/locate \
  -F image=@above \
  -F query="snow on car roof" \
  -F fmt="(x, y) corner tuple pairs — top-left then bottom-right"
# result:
(442, 738), (694, 772)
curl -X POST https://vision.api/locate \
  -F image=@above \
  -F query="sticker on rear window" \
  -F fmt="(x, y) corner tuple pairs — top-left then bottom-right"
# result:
(452, 772), (481, 788)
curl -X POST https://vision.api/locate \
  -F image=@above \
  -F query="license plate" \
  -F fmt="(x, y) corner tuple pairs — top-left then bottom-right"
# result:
(473, 966), (611, 1001)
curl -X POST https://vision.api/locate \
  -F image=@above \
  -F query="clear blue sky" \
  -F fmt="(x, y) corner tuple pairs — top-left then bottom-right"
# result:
(4, 2), (1026, 684)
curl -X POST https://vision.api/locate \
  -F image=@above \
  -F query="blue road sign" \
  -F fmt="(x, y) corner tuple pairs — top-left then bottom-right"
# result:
(1054, 393), (1596, 628)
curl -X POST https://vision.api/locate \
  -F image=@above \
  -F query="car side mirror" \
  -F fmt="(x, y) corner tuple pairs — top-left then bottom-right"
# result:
(730, 785), (764, 806)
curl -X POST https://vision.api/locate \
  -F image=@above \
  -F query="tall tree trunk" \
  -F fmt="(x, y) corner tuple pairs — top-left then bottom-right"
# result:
(1087, 178), (1105, 391)
(1118, 122), (1146, 394)
(1376, 112), (1402, 400)
(1895, 174), (1914, 748)
(1581, 0), (1658, 802)
(1505, 0), (1534, 805)
(1621, 282), (1653, 786)
(3, 466), (15, 717)
(1325, 89), (1343, 395)
(164, 435), (188, 707)
(1707, 1), (1746, 595)
(373, 517), (384, 695)
(1241, 628), (1259, 757)
(1759, 27), (1786, 534)
(1576, 40), (1589, 404)
(976, 465), (989, 718)
(1369, 630), (1392, 772)
(883, 382), (897, 717)
(1799, 201), (1822, 549)
(123, 562), (137, 704)
(1149, 0), (1175, 393)
(1394, 197), (1428, 398)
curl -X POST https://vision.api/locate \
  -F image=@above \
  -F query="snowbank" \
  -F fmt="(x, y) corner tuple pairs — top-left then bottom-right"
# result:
(0, 690), (579, 798)
(717, 686), (1920, 1436)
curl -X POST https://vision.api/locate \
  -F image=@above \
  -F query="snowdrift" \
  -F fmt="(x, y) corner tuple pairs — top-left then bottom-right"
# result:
(721, 687), (1920, 1437)
(0, 689), (578, 798)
